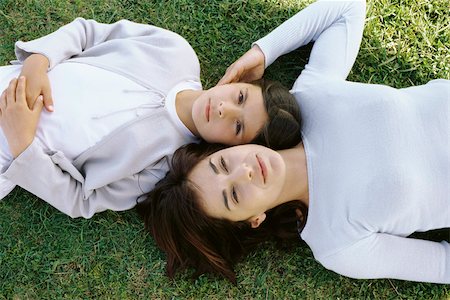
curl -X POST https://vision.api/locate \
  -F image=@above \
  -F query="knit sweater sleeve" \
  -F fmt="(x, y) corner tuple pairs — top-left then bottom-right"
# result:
(14, 18), (163, 70)
(319, 233), (450, 284)
(254, 0), (366, 83)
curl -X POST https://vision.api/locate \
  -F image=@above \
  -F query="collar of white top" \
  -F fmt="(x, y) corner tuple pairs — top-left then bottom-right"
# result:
(165, 80), (202, 139)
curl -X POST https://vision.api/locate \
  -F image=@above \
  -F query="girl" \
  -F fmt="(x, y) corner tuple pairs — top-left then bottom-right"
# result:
(137, 0), (450, 284)
(0, 18), (301, 218)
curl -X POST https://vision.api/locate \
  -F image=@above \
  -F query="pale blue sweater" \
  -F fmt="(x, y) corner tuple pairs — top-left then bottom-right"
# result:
(256, 0), (450, 284)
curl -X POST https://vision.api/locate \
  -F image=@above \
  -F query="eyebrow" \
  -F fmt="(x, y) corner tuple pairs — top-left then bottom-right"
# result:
(241, 88), (248, 140)
(209, 159), (231, 211)
(222, 190), (230, 211)
(209, 159), (219, 174)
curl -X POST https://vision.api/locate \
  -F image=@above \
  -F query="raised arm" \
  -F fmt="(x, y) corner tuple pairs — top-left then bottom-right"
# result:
(256, 0), (366, 82)
(218, 0), (366, 85)
(320, 233), (450, 284)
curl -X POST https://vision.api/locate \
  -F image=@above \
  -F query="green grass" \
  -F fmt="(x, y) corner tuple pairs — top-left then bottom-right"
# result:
(1, 0), (449, 298)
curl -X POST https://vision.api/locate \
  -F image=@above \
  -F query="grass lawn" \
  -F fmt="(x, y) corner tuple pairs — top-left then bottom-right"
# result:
(1, 0), (449, 298)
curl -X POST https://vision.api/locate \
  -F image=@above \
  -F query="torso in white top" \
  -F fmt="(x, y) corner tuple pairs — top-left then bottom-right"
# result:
(254, 0), (449, 283)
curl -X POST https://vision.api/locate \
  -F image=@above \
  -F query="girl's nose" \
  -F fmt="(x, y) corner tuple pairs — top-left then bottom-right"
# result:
(218, 102), (224, 118)
(218, 101), (239, 119)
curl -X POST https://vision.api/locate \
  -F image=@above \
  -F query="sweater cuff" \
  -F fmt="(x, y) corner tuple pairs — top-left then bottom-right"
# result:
(15, 41), (54, 71)
(253, 38), (276, 69)
(2, 140), (42, 182)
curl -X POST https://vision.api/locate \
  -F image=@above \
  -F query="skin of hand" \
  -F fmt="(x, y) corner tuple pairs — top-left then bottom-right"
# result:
(19, 54), (54, 112)
(216, 45), (266, 85)
(0, 77), (44, 158)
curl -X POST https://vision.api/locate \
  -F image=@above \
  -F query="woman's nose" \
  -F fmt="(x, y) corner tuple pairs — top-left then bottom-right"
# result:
(218, 101), (239, 119)
(232, 163), (253, 182)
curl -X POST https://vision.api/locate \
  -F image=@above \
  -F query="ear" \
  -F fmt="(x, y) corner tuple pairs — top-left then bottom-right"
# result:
(249, 213), (266, 228)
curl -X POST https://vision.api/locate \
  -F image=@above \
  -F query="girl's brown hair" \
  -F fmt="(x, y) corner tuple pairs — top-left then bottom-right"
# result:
(136, 142), (307, 283)
(251, 79), (302, 150)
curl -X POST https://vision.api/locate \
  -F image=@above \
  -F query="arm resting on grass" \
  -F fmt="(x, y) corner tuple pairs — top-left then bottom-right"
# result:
(14, 17), (166, 70)
(320, 233), (450, 284)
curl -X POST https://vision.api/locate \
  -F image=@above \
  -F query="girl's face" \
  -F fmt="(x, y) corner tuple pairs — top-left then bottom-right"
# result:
(188, 144), (286, 225)
(192, 83), (267, 145)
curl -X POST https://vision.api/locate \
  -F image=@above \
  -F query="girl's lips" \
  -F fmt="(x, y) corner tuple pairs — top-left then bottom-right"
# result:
(256, 154), (267, 184)
(205, 99), (211, 122)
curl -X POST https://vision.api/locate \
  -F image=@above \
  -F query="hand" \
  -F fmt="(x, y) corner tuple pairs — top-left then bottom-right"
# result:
(19, 54), (54, 112)
(217, 45), (266, 85)
(0, 77), (44, 158)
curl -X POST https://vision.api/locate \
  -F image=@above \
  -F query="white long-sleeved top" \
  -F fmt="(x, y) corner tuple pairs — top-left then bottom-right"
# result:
(0, 18), (201, 218)
(255, 0), (450, 283)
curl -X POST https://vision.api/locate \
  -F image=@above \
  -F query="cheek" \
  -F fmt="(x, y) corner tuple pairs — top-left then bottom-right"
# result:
(243, 187), (268, 207)
(191, 104), (201, 127)
(210, 87), (229, 99)
(255, 185), (279, 205)
(201, 122), (229, 143)
(270, 179), (284, 200)
(211, 120), (231, 136)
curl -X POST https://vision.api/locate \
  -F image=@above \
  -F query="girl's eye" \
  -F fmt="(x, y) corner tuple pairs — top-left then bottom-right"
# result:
(232, 186), (239, 203)
(220, 156), (228, 172)
(235, 120), (242, 135)
(238, 91), (244, 104)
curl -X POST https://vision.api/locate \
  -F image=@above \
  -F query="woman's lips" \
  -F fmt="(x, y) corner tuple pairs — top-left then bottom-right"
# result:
(205, 99), (211, 122)
(256, 154), (267, 184)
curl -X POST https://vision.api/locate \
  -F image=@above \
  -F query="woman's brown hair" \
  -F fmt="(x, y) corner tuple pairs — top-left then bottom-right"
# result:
(136, 142), (308, 283)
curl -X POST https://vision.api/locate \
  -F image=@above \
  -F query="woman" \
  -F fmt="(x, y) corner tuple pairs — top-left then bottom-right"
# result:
(0, 18), (301, 218)
(137, 0), (450, 284)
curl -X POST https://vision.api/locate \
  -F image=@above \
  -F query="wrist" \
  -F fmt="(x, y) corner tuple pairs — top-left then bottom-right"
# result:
(23, 54), (50, 72)
(11, 138), (33, 158)
(251, 44), (266, 68)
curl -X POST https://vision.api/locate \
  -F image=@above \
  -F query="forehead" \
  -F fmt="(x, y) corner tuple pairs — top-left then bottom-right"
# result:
(223, 82), (260, 96)
(189, 157), (222, 216)
(240, 84), (267, 142)
(189, 155), (211, 183)
(189, 148), (226, 192)
(246, 91), (266, 140)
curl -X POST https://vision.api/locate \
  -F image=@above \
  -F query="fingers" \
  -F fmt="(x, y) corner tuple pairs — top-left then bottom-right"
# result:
(217, 73), (234, 86)
(6, 78), (18, 107)
(217, 46), (266, 86)
(42, 86), (54, 112)
(217, 65), (240, 86)
(32, 95), (44, 113)
(2, 77), (37, 111)
(16, 76), (26, 104)
(0, 90), (6, 116)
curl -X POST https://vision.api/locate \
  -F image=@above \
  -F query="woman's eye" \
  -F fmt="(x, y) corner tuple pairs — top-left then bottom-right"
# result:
(235, 120), (242, 135)
(238, 91), (244, 104)
(220, 156), (228, 172)
(232, 186), (239, 203)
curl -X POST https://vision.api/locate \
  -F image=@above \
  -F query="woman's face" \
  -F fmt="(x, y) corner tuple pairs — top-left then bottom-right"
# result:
(188, 144), (286, 224)
(192, 83), (267, 145)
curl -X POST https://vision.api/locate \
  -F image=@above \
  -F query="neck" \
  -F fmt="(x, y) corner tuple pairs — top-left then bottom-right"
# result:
(274, 143), (309, 208)
(175, 89), (204, 137)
